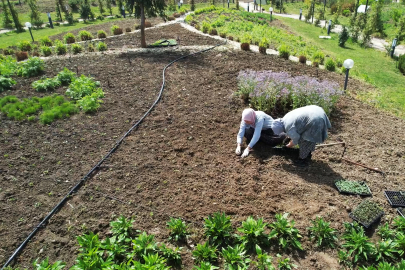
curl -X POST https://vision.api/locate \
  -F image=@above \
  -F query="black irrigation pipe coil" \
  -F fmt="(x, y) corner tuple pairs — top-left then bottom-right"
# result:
(2, 40), (227, 269)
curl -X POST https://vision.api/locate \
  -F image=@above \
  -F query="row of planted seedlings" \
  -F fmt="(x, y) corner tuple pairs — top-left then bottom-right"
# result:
(9, 213), (405, 270)
(0, 21), (155, 61)
(0, 56), (104, 124)
(185, 6), (345, 72)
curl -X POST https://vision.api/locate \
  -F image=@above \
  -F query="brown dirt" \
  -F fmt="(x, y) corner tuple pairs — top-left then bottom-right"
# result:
(1, 26), (405, 270)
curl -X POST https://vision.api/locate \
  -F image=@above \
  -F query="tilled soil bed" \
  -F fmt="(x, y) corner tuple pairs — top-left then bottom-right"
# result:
(1, 37), (405, 269)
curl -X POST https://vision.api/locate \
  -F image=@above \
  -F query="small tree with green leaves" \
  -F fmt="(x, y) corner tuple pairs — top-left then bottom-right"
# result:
(55, 0), (63, 21)
(368, 0), (384, 37)
(106, 0), (112, 15)
(396, 15), (405, 43)
(236, 0), (239, 10)
(339, 26), (349, 47)
(27, 0), (43, 28)
(1, 0), (13, 28)
(98, 0), (105, 14)
(190, 0), (195, 11)
(80, 0), (93, 22)
(6, 0), (23, 32)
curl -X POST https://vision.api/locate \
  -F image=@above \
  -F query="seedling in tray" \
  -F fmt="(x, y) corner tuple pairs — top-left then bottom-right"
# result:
(349, 200), (384, 228)
(335, 179), (371, 196)
(398, 208), (405, 218)
(384, 191), (405, 207)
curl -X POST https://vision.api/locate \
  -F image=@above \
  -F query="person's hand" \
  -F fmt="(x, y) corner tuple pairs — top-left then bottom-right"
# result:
(235, 145), (241, 155)
(286, 140), (295, 148)
(241, 147), (250, 158)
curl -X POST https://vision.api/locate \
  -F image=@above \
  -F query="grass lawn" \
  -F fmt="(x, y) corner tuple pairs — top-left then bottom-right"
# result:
(277, 16), (405, 118)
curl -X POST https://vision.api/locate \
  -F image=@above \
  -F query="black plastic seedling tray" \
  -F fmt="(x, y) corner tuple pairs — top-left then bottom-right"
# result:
(349, 200), (384, 228)
(398, 208), (405, 218)
(384, 191), (405, 207)
(335, 180), (372, 196)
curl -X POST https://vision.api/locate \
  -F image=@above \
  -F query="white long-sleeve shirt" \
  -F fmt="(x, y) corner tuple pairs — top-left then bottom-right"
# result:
(236, 111), (275, 148)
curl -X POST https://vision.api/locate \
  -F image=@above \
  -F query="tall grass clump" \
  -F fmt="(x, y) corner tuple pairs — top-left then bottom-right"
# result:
(236, 70), (343, 115)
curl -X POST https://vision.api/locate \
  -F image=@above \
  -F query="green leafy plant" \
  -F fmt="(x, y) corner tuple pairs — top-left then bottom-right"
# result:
(66, 74), (102, 100)
(0, 76), (16, 92)
(78, 30), (93, 41)
(56, 68), (76, 86)
(40, 37), (53, 47)
(97, 30), (107, 38)
(132, 231), (158, 259)
(307, 217), (338, 248)
(268, 213), (303, 251)
(193, 262), (219, 270)
(373, 239), (398, 262)
(276, 255), (296, 270)
(252, 245), (275, 270)
(312, 51), (325, 65)
(192, 242), (218, 263)
(221, 243), (251, 269)
(278, 44), (290, 60)
(111, 25), (123, 35)
(110, 215), (135, 239)
(88, 43), (95, 52)
(339, 26), (350, 47)
(17, 57), (44, 77)
(141, 253), (170, 269)
(64, 33), (76, 44)
(41, 46), (52, 57)
(204, 212), (233, 246)
(71, 44), (83, 54)
(18, 41), (32, 52)
(158, 243), (182, 266)
(77, 90), (104, 113)
(0, 56), (17, 77)
(32, 258), (66, 269)
(337, 250), (352, 268)
(236, 216), (268, 250)
(55, 40), (67, 55)
(377, 223), (395, 240)
(399, 52), (405, 75)
(97, 42), (107, 52)
(342, 225), (375, 263)
(202, 21), (211, 33)
(99, 235), (128, 260)
(394, 232), (405, 256)
(32, 77), (61, 92)
(167, 217), (189, 242)
(325, 58), (336, 72)
(393, 216), (405, 232)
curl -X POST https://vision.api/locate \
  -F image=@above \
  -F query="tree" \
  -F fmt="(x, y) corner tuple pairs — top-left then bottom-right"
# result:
(98, 0), (105, 14)
(190, 0), (195, 11)
(106, 0), (112, 15)
(6, 0), (23, 31)
(338, 26), (349, 47)
(80, 0), (93, 21)
(368, 0), (384, 37)
(27, 0), (43, 28)
(55, 0), (63, 21)
(134, 0), (166, 47)
(125, 0), (135, 16)
(1, 0), (13, 28)
(396, 15), (405, 43)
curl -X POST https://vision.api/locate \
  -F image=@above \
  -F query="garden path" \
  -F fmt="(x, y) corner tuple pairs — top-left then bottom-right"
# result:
(238, 1), (405, 57)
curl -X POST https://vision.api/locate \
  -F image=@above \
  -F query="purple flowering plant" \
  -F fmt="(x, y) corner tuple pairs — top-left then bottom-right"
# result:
(236, 70), (343, 115)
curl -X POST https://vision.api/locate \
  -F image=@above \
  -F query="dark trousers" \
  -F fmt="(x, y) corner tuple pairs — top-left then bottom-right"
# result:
(244, 128), (286, 147)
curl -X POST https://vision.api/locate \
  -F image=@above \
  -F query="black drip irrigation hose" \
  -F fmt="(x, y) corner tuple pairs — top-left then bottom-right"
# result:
(1, 39), (227, 269)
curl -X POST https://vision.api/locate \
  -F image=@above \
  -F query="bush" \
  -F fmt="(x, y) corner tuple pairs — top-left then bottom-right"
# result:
(18, 41), (32, 52)
(78, 30), (93, 41)
(339, 26), (349, 47)
(16, 57), (44, 77)
(202, 21), (211, 33)
(312, 51), (325, 65)
(342, 9), (350, 17)
(88, 43), (95, 52)
(32, 77), (61, 92)
(0, 76), (16, 92)
(77, 90), (104, 112)
(278, 44), (290, 60)
(71, 44), (83, 54)
(325, 58), (336, 72)
(237, 70), (343, 115)
(40, 37), (53, 47)
(299, 55), (307, 64)
(15, 51), (28, 61)
(40, 46), (52, 57)
(0, 56), (17, 77)
(64, 33), (76, 44)
(54, 40), (67, 55)
(97, 42), (107, 51)
(125, 27), (131, 32)
(57, 68), (76, 85)
(399, 54), (405, 75)
(97, 30), (107, 39)
(209, 28), (217, 35)
(111, 25), (123, 35)
(336, 58), (343, 68)
(96, 15), (104, 20)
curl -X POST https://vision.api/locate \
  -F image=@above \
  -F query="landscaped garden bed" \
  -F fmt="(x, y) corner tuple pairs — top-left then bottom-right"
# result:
(1, 30), (405, 268)
(335, 179), (372, 196)
(349, 200), (385, 228)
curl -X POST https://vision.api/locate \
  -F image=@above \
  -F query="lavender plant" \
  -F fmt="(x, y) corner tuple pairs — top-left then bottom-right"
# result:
(236, 70), (342, 115)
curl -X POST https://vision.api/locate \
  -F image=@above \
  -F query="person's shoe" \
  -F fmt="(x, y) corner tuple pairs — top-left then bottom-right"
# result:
(306, 152), (312, 162)
(293, 158), (309, 167)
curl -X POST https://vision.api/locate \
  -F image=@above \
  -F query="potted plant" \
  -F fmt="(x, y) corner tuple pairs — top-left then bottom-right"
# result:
(259, 38), (269, 54)
(240, 34), (252, 51)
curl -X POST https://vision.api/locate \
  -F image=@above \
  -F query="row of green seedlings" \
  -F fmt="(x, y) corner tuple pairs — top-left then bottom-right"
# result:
(14, 213), (405, 270)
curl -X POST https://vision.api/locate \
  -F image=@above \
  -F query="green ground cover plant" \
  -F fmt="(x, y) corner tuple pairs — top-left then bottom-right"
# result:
(18, 40), (32, 52)
(56, 68), (76, 86)
(39, 36), (53, 47)
(16, 57), (44, 77)
(0, 56), (18, 77)
(342, 223), (375, 263)
(236, 216), (268, 250)
(71, 43), (83, 54)
(78, 30), (93, 41)
(97, 42), (107, 51)
(167, 217), (189, 242)
(204, 212), (233, 246)
(65, 74), (102, 100)
(64, 33), (76, 44)
(54, 40), (67, 55)
(253, 245), (275, 270)
(0, 76), (16, 92)
(307, 216), (338, 248)
(192, 242), (218, 263)
(221, 243), (251, 269)
(335, 179), (371, 195)
(32, 77), (61, 92)
(40, 46), (52, 57)
(268, 213), (303, 251)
